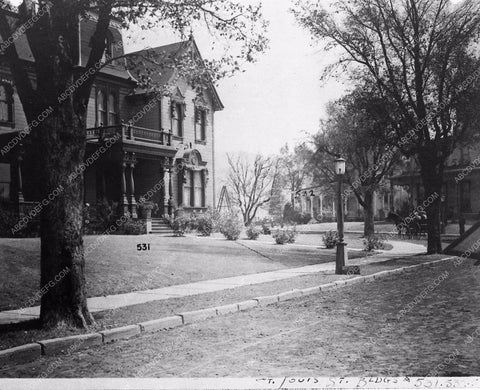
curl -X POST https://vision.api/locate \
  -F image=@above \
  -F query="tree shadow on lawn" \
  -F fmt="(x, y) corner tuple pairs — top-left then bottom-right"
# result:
(237, 240), (373, 268)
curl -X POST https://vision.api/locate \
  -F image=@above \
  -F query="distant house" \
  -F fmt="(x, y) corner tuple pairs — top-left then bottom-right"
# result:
(0, 9), (223, 231)
(389, 145), (480, 222)
(294, 143), (479, 224)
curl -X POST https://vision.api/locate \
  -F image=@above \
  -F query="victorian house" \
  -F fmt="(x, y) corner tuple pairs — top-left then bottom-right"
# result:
(0, 9), (223, 232)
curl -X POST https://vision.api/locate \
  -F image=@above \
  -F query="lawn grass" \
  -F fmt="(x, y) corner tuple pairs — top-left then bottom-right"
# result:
(0, 234), (367, 311)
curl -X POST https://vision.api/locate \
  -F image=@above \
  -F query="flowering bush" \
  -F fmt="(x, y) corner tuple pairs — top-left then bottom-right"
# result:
(219, 214), (243, 241)
(272, 227), (297, 245)
(322, 230), (339, 249)
(246, 225), (261, 240)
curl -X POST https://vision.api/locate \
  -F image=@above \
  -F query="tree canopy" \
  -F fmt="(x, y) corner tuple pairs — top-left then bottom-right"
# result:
(293, 0), (480, 253)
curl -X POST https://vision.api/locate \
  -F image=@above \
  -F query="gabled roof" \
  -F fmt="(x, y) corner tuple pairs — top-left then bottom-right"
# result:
(127, 38), (224, 111)
(0, 9), (132, 80)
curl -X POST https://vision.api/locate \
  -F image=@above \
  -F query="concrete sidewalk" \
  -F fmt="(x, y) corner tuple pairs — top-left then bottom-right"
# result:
(0, 240), (426, 326)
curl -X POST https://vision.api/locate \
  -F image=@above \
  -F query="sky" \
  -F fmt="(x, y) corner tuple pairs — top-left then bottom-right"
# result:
(123, 0), (347, 180)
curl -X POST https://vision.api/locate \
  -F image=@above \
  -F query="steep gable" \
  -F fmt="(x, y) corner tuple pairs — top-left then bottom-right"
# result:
(127, 38), (224, 111)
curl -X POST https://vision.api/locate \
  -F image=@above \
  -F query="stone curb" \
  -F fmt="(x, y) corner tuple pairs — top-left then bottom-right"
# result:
(38, 333), (103, 356)
(0, 256), (456, 365)
(0, 343), (41, 365)
(138, 316), (183, 333)
(178, 308), (217, 324)
(100, 324), (141, 343)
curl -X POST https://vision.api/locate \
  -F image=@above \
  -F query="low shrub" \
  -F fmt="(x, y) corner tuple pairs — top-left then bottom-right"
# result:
(272, 227), (297, 245)
(246, 225), (261, 240)
(196, 214), (214, 236)
(119, 219), (146, 235)
(165, 215), (190, 237)
(322, 230), (339, 249)
(363, 235), (385, 252)
(219, 214), (243, 241)
(83, 201), (117, 234)
(0, 204), (39, 238)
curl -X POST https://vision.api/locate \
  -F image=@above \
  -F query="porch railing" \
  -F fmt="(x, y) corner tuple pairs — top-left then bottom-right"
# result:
(86, 123), (172, 146)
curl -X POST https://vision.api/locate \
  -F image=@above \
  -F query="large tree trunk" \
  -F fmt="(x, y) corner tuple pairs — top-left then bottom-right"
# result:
(0, 1), (111, 329)
(419, 151), (443, 254)
(36, 113), (94, 329)
(363, 190), (375, 236)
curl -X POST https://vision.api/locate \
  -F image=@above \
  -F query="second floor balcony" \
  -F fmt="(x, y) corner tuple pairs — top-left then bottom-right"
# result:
(86, 123), (173, 147)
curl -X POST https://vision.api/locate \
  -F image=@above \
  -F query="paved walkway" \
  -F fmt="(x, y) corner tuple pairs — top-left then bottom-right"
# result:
(0, 240), (426, 326)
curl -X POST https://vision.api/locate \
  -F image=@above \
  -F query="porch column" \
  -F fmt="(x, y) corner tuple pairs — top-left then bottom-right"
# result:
(121, 161), (129, 216)
(17, 152), (24, 203)
(168, 157), (174, 217)
(129, 155), (137, 219)
(17, 150), (24, 217)
(310, 194), (314, 217)
(162, 159), (169, 217)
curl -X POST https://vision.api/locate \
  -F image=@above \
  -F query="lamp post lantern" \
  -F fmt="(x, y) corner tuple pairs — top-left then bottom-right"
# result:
(334, 156), (347, 275)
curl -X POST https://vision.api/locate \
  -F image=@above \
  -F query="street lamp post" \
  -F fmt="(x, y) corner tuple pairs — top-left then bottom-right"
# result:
(334, 156), (347, 275)
(440, 195), (446, 234)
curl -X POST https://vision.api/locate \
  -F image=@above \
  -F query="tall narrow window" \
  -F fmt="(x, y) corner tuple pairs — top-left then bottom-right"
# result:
(195, 107), (207, 141)
(194, 171), (204, 207)
(175, 102), (184, 137)
(0, 84), (13, 124)
(183, 170), (192, 207)
(107, 93), (117, 125)
(97, 90), (106, 126)
(97, 89), (118, 127)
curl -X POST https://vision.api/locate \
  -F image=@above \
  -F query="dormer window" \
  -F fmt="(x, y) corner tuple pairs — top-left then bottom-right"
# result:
(0, 83), (14, 125)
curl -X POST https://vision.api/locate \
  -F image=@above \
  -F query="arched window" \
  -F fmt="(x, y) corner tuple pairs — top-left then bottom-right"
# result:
(182, 169), (206, 208)
(0, 83), (14, 124)
(97, 90), (106, 126)
(107, 93), (117, 125)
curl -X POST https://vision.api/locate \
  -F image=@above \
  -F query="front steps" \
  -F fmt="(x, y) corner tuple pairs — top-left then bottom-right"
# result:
(150, 218), (174, 235)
